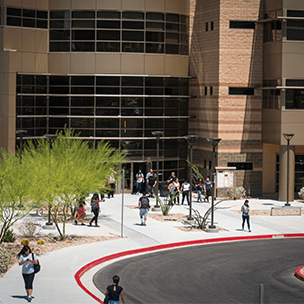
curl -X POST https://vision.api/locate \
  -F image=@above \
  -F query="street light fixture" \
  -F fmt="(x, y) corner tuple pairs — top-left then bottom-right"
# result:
(283, 133), (294, 207)
(152, 131), (164, 208)
(15, 130), (28, 159)
(206, 137), (221, 232)
(185, 135), (198, 220)
(43, 134), (58, 228)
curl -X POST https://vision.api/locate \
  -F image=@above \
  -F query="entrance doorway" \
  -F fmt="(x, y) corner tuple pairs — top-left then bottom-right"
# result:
(121, 162), (147, 193)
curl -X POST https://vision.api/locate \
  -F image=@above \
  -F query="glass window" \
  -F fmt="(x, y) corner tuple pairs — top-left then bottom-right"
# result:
(97, 30), (120, 40)
(49, 118), (69, 128)
(122, 31), (144, 41)
(146, 12), (164, 21)
(49, 97), (69, 107)
(96, 76), (120, 86)
(122, 77), (143, 87)
(166, 14), (179, 22)
(96, 108), (119, 116)
(50, 11), (70, 19)
(36, 96), (47, 106)
(71, 76), (94, 85)
(71, 108), (94, 115)
(145, 77), (163, 87)
(37, 20), (48, 28)
(121, 88), (143, 94)
(37, 10), (48, 19)
(122, 12), (144, 20)
(50, 76), (69, 85)
(97, 11), (120, 19)
(122, 43), (144, 53)
(96, 130), (119, 137)
(230, 20), (255, 29)
(123, 21), (144, 29)
(50, 30), (70, 40)
(96, 118), (119, 128)
(96, 87), (120, 94)
(287, 10), (304, 18)
(146, 22), (164, 31)
(146, 32), (164, 42)
(22, 96), (35, 106)
(121, 108), (143, 116)
(71, 118), (94, 128)
(145, 97), (163, 107)
(97, 42), (120, 52)
(50, 42), (70, 52)
(72, 20), (95, 28)
(71, 86), (94, 94)
(23, 18), (36, 28)
(122, 118), (143, 128)
(72, 11), (95, 19)
(145, 118), (163, 128)
(229, 87), (254, 95)
(287, 28), (304, 41)
(7, 17), (22, 26)
(122, 130), (143, 137)
(50, 20), (71, 28)
(7, 7), (22, 16)
(22, 75), (35, 85)
(145, 108), (163, 116)
(145, 88), (163, 95)
(146, 43), (164, 53)
(166, 33), (179, 43)
(97, 20), (120, 28)
(166, 23), (179, 32)
(49, 108), (69, 115)
(121, 97), (143, 107)
(96, 97), (119, 107)
(166, 44), (179, 54)
(23, 9), (35, 18)
(72, 30), (95, 40)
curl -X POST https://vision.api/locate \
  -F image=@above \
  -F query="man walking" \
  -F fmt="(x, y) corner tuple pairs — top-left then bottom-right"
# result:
(147, 172), (157, 197)
(138, 192), (150, 226)
(135, 169), (144, 194)
(204, 176), (212, 203)
(241, 199), (251, 232)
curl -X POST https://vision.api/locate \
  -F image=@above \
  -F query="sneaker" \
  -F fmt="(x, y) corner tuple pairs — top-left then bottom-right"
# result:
(74, 220), (77, 225)
(143, 223), (146, 226)
(249, 230), (251, 232)
(28, 296), (32, 302)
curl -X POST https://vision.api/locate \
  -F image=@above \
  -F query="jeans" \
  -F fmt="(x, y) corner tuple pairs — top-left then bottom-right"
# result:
(197, 190), (202, 202)
(182, 191), (189, 205)
(136, 182), (142, 193)
(242, 215), (250, 230)
(91, 208), (99, 225)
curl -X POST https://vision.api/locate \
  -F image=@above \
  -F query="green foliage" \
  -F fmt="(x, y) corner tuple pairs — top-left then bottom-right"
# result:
(185, 200), (225, 230)
(155, 192), (179, 216)
(298, 187), (304, 199)
(0, 247), (12, 273)
(2, 229), (16, 243)
(22, 128), (126, 240)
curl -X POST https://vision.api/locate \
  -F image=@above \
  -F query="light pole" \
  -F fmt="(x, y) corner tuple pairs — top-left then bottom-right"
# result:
(15, 129), (28, 159)
(283, 133), (294, 207)
(185, 135), (198, 220)
(152, 131), (164, 208)
(206, 137), (221, 232)
(44, 134), (58, 227)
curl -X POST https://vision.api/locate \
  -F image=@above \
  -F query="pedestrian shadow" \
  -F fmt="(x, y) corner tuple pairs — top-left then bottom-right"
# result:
(11, 295), (31, 300)
(235, 229), (244, 232)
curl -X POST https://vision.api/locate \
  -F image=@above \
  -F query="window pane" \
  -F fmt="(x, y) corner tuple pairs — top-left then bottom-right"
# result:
(146, 43), (164, 53)
(50, 76), (69, 85)
(96, 130), (119, 137)
(122, 31), (144, 41)
(72, 30), (95, 40)
(146, 12), (164, 21)
(96, 118), (119, 128)
(146, 32), (164, 42)
(229, 87), (254, 95)
(71, 86), (94, 94)
(287, 29), (304, 41)
(96, 76), (120, 86)
(122, 43), (144, 52)
(7, 17), (22, 26)
(181, 15), (189, 24)
(22, 75), (35, 85)
(96, 87), (120, 94)
(230, 20), (255, 29)
(145, 108), (163, 116)
(165, 44), (179, 54)
(145, 118), (163, 128)
(72, 11), (95, 18)
(96, 109), (119, 115)
(97, 20), (120, 28)
(72, 20), (95, 28)
(121, 88), (143, 94)
(122, 77), (143, 86)
(97, 42), (120, 52)
(122, 12), (144, 20)
(49, 86), (69, 94)
(23, 18), (36, 28)
(49, 97), (69, 107)
(23, 9), (35, 17)
(71, 118), (94, 128)
(7, 7), (22, 16)
(36, 96), (47, 106)
(49, 118), (69, 128)
(97, 11), (120, 19)
(50, 20), (70, 28)
(166, 23), (179, 32)
(50, 42), (70, 51)
(145, 97), (163, 107)
(50, 30), (70, 40)
(22, 96), (35, 106)
(97, 30), (120, 40)
(71, 108), (94, 115)
(145, 88), (163, 95)
(145, 77), (163, 86)
(166, 33), (179, 43)
(166, 14), (179, 22)
(49, 108), (69, 115)
(50, 11), (70, 19)
(122, 21), (144, 29)
(121, 108), (143, 116)
(37, 20), (48, 28)
(146, 22), (164, 31)
(96, 97), (119, 107)
(287, 10), (304, 18)
(37, 10), (48, 19)
(71, 76), (94, 85)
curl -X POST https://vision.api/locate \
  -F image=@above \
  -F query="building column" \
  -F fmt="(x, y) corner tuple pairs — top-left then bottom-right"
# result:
(278, 145), (295, 201)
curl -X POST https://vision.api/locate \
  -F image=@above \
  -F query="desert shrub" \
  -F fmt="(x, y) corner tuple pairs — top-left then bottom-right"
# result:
(228, 187), (247, 199)
(37, 239), (45, 245)
(298, 187), (304, 199)
(21, 239), (29, 246)
(2, 229), (16, 243)
(18, 221), (37, 237)
(0, 247), (12, 273)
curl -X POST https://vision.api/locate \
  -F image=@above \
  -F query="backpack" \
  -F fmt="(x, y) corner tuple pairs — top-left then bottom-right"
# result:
(91, 197), (98, 210)
(140, 197), (150, 209)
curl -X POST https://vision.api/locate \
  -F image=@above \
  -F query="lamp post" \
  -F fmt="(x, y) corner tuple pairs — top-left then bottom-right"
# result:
(44, 134), (58, 227)
(283, 133), (294, 207)
(15, 129), (28, 159)
(152, 131), (164, 208)
(206, 137), (221, 232)
(185, 135), (198, 220)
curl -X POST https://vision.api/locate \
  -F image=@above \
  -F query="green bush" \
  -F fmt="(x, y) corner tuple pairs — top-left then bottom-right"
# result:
(0, 247), (12, 273)
(3, 229), (16, 243)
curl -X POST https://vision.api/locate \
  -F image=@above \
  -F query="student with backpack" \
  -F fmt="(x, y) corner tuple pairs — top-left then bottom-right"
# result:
(138, 192), (150, 226)
(89, 193), (100, 227)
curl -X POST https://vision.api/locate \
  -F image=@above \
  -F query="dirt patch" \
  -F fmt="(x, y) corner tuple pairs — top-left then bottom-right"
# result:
(149, 213), (187, 222)
(125, 205), (139, 210)
(176, 226), (228, 232)
(0, 235), (120, 278)
(233, 209), (301, 216)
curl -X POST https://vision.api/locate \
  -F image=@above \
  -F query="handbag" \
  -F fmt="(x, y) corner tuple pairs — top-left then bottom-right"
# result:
(103, 294), (110, 304)
(32, 253), (41, 274)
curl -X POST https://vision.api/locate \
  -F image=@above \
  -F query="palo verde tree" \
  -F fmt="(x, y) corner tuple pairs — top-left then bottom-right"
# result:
(23, 129), (126, 240)
(0, 148), (37, 243)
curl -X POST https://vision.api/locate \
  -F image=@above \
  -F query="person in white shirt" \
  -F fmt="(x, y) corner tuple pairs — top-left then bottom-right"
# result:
(181, 180), (191, 205)
(135, 169), (144, 194)
(18, 245), (39, 302)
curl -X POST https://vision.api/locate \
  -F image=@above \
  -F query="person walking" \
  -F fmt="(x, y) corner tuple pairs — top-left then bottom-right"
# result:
(138, 192), (150, 226)
(145, 168), (153, 192)
(18, 245), (39, 302)
(108, 170), (116, 198)
(105, 275), (125, 304)
(147, 172), (157, 197)
(204, 176), (212, 203)
(241, 200), (251, 232)
(181, 180), (190, 205)
(89, 193), (100, 227)
(75, 200), (86, 225)
(195, 178), (204, 203)
(135, 169), (144, 194)
(168, 178), (180, 204)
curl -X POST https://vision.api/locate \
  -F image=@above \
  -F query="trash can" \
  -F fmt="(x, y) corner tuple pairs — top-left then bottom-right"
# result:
(159, 182), (169, 197)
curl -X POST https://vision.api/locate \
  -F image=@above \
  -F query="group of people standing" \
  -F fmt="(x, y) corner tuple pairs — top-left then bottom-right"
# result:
(135, 168), (157, 197)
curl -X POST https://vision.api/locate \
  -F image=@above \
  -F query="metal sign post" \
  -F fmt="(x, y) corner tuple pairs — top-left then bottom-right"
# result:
(121, 169), (125, 237)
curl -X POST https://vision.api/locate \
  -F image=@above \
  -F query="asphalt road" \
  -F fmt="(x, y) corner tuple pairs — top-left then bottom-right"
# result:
(93, 238), (304, 304)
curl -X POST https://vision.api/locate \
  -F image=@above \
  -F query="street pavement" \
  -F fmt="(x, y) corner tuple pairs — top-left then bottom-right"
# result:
(1, 193), (304, 304)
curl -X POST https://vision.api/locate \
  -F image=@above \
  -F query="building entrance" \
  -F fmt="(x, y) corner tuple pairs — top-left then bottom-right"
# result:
(121, 162), (147, 193)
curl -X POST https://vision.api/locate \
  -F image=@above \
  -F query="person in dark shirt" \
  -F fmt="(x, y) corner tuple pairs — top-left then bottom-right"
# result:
(167, 171), (177, 184)
(195, 178), (204, 203)
(138, 192), (150, 226)
(204, 176), (212, 203)
(105, 275), (125, 304)
(147, 173), (157, 197)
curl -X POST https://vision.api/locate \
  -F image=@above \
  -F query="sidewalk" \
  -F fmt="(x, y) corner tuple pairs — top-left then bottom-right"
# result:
(1, 194), (303, 304)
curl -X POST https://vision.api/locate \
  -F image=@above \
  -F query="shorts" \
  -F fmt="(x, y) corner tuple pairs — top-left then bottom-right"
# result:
(140, 208), (149, 217)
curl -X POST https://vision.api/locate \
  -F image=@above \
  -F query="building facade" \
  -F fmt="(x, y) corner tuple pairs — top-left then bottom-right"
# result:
(0, 0), (190, 191)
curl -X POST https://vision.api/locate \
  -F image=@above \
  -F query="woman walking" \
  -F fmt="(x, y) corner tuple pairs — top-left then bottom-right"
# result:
(195, 178), (204, 203)
(17, 245), (39, 302)
(241, 199), (251, 232)
(105, 275), (125, 304)
(89, 193), (100, 227)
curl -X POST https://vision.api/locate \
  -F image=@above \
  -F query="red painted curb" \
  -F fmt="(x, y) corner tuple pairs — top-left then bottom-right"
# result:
(295, 266), (304, 282)
(74, 233), (304, 303)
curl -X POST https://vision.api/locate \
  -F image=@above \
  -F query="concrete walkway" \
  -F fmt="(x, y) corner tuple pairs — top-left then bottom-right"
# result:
(1, 194), (303, 304)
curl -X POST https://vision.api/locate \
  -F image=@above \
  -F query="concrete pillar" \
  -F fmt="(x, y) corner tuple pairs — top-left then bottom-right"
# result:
(278, 145), (295, 202)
